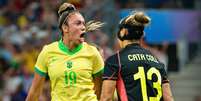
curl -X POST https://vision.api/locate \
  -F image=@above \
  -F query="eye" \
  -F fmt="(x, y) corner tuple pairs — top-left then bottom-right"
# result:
(75, 21), (85, 26)
(75, 21), (81, 25)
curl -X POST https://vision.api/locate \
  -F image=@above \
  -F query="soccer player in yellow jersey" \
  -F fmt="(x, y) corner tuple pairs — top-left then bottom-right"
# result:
(26, 2), (104, 101)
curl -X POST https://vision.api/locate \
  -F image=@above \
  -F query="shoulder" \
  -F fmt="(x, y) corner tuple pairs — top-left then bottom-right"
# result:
(84, 42), (97, 49)
(44, 41), (58, 50)
(105, 53), (118, 64)
(40, 41), (58, 54)
(158, 62), (166, 69)
(83, 42), (99, 53)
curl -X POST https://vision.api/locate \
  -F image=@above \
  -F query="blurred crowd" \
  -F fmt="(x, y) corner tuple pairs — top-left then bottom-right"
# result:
(0, 0), (200, 101)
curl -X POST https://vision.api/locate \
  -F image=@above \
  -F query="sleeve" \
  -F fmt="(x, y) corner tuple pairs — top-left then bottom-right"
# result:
(34, 46), (48, 77)
(102, 55), (119, 80)
(160, 63), (169, 84)
(92, 47), (104, 77)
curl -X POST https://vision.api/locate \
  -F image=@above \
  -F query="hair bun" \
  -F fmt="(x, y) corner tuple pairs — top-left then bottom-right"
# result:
(58, 3), (76, 16)
(134, 12), (150, 25)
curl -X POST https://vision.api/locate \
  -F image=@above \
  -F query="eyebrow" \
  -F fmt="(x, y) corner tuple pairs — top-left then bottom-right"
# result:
(71, 20), (85, 24)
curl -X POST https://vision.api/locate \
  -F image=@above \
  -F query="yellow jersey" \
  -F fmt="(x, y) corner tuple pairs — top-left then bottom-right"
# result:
(34, 40), (104, 101)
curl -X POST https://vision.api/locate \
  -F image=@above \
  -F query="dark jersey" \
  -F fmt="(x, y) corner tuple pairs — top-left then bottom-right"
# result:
(103, 43), (169, 101)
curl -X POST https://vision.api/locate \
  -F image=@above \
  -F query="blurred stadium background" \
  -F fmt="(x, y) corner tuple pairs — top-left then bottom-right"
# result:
(0, 0), (200, 101)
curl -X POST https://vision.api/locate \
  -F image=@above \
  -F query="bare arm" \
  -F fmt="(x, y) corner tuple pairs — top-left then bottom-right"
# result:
(93, 76), (103, 100)
(26, 73), (46, 101)
(100, 80), (116, 101)
(162, 83), (174, 101)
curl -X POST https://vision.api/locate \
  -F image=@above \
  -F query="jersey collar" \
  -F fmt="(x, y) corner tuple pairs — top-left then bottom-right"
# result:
(125, 43), (140, 49)
(58, 39), (83, 55)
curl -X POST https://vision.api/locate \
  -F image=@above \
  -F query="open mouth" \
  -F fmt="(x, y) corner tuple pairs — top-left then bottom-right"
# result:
(80, 32), (86, 38)
(79, 32), (86, 42)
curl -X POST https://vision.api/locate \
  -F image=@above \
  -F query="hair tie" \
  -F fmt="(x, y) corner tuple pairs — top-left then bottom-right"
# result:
(58, 6), (76, 16)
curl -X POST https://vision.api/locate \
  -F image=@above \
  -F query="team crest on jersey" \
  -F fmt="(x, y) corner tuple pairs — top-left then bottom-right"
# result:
(66, 61), (73, 69)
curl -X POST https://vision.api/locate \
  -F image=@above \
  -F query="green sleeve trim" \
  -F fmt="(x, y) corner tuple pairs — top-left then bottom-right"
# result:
(93, 68), (104, 77)
(34, 67), (48, 77)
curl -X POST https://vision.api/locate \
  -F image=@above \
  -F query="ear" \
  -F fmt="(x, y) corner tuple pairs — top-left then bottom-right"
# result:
(120, 28), (128, 37)
(62, 25), (69, 33)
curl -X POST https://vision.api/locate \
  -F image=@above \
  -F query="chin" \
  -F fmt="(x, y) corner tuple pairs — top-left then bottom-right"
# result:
(76, 41), (83, 45)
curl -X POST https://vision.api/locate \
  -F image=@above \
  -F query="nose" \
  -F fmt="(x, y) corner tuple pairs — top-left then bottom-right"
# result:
(81, 24), (86, 32)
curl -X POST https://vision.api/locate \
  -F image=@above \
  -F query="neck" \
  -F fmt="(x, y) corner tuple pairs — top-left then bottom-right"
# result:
(62, 37), (76, 50)
(122, 40), (140, 48)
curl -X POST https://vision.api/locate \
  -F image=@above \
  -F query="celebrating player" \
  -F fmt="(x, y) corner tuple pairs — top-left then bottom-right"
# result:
(26, 2), (104, 101)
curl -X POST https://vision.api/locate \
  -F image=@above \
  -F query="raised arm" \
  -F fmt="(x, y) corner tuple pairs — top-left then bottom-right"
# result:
(26, 73), (46, 101)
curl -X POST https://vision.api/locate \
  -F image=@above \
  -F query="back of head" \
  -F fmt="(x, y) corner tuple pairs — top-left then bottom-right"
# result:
(117, 11), (151, 41)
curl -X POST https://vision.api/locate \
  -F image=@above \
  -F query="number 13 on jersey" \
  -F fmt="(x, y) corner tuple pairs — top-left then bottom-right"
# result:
(134, 67), (162, 101)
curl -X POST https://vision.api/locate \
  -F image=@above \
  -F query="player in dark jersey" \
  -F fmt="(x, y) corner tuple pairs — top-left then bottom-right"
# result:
(100, 11), (174, 101)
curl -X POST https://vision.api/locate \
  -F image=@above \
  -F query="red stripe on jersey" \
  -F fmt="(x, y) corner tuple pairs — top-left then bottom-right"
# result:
(116, 51), (128, 101)
(116, 74), (128, 101)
